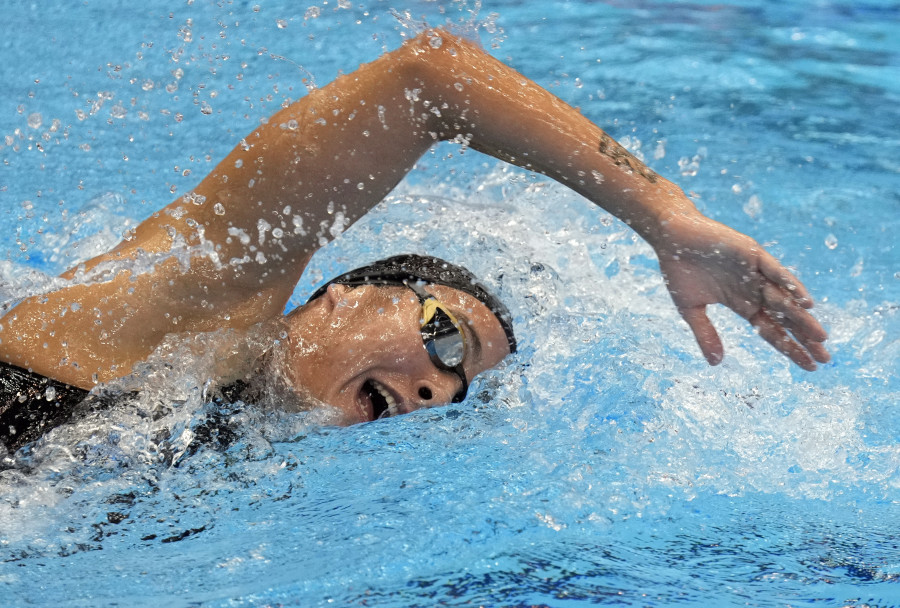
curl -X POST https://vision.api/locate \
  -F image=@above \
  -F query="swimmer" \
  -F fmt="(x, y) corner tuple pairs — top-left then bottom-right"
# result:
(0, 29), (830, 450)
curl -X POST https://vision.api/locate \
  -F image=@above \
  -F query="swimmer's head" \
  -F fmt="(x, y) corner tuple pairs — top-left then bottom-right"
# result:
(276, 255), (515, 423)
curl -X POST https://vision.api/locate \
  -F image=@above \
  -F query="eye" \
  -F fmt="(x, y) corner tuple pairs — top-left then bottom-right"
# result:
(418, 387), (433, 400)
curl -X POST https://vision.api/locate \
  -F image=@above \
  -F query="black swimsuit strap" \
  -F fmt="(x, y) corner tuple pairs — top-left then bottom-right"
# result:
(0, 362), (90, 453)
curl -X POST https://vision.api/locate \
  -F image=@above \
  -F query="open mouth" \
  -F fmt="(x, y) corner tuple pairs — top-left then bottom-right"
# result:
(361, 379), (399, 420)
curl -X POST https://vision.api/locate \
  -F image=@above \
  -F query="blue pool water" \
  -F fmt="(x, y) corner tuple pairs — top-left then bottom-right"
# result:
(2, 1), (898, 606)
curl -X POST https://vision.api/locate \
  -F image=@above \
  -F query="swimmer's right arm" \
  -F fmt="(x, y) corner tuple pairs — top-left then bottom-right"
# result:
(182, 28), (826, 370)
(0, 29), (828, 388)
(397, 30), (830, 369)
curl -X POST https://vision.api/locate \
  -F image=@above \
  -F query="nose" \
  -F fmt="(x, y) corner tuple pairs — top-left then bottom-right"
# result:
(413, 373), (462, 407)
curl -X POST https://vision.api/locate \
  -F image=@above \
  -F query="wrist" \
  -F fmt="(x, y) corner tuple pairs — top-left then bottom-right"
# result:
(628, 185), (701, 246)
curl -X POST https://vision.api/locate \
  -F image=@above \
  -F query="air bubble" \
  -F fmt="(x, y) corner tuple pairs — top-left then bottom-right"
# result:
(824, 234), (838, 250)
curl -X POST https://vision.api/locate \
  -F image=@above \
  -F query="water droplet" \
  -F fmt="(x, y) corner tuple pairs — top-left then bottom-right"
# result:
(357, 182), (365, 190)
(234, 159), (243, 168)
(824, 234), (838, 250)
(276, 19), (288, 29)
(428, 34), (443, 49)
(213, 202), (226, 215)
(27, 113), (42, 129)
(454, 82), (464, 92)
(200, 101), (213, 115)
(653, 140), (666, 160)
(743, 194), (762, 218)
(305, 6), (320, 19)
(44, 386), (56, 401)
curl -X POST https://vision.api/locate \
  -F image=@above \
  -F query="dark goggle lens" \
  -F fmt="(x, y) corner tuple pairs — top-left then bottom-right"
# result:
(422, 307), (465, 369)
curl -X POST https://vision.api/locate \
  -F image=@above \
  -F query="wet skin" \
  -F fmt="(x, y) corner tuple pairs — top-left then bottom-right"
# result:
(0, 29), (829, 395)
(281, 284), (511, 424)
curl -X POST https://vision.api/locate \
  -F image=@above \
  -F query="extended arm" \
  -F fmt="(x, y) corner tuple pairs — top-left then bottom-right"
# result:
(402, 31), (828, 369)
(0, 29), (828, 388)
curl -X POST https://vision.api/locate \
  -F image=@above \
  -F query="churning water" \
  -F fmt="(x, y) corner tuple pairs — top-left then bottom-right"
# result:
(1, 1), (898, 606)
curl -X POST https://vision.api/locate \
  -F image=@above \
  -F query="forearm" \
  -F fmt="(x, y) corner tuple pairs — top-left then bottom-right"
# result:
(184, 29), (699, 275)
(406, 31), (700, 243)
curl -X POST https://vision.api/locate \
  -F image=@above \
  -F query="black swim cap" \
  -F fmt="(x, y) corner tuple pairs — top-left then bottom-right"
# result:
(307, 254), (516, 353)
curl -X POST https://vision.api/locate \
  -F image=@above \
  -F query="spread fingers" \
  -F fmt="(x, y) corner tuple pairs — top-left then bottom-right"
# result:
(761, 281), (829, 343)
(749, 309), (818, 371)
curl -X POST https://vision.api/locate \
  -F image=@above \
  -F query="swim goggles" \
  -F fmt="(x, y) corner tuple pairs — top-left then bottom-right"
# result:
(403, 281), (469, 403)
(319, 278), (470, 402)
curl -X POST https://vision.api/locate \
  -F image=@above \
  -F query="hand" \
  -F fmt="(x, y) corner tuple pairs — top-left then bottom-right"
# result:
(653, 212), (830, 370)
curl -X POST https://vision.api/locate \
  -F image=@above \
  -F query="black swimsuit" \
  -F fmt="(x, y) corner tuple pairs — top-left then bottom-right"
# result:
(1, 362), (250, 457)
(0, 362), (90, 453)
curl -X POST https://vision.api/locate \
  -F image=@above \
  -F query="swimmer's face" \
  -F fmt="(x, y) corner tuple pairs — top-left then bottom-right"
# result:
(281, 283), (511, 424)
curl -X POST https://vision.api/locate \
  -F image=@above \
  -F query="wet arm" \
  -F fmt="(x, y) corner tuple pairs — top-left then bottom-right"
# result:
(0, 29), (828, 387)
(400, 31), (829, 368)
